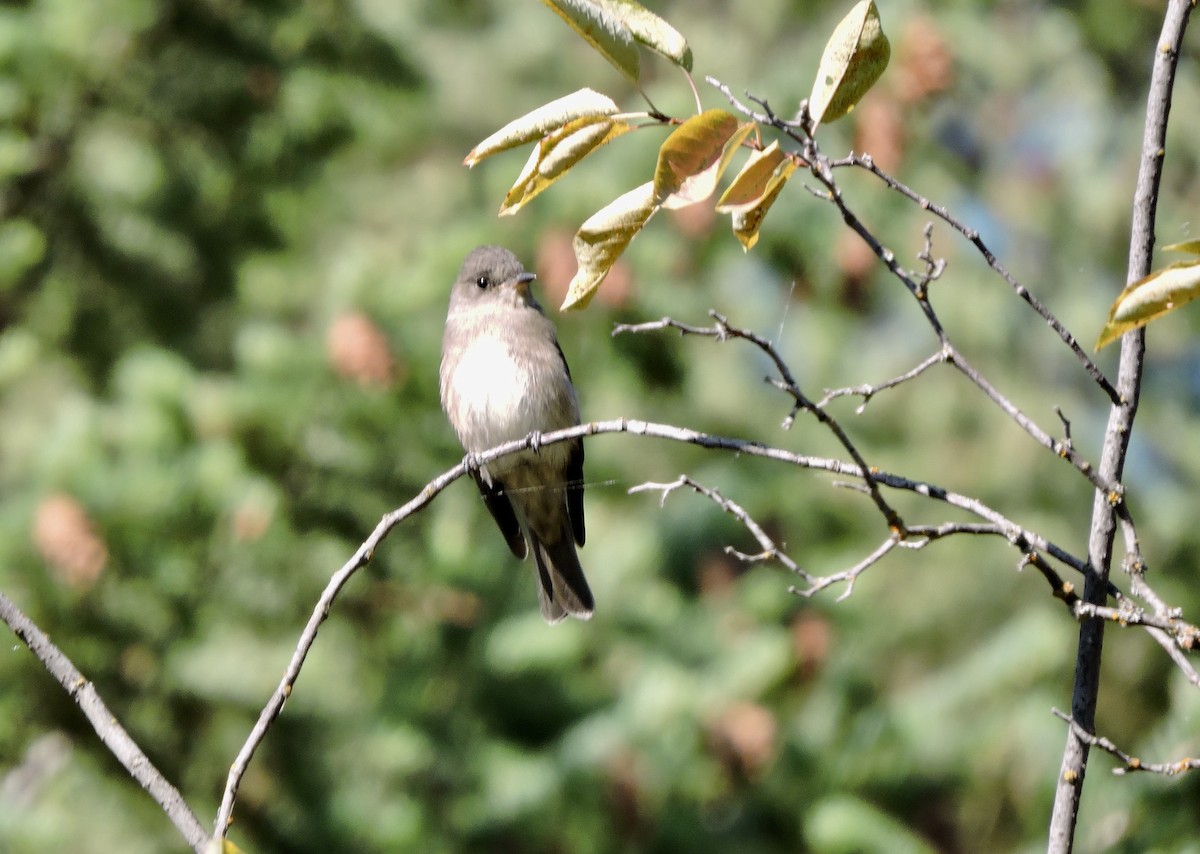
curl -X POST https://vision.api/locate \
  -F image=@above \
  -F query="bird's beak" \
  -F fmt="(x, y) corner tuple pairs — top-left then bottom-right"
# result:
(508, 271), (537, 294)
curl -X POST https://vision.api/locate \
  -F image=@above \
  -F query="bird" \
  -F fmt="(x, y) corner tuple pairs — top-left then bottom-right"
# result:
(439, 245), (593, 623)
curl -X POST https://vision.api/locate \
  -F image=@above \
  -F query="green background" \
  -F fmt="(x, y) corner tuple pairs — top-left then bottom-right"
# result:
(1, 1), (1199, 851)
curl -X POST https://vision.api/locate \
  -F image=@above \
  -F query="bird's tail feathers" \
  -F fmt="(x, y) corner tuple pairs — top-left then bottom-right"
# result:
(531, 537), (594, 624)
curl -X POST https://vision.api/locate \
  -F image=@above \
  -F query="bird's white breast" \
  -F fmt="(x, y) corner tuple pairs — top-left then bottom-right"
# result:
(448, 333), (541, 447)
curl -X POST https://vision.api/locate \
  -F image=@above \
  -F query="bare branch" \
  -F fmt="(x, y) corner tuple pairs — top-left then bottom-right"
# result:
(795, 535), (900, 601)
(801, 145), (1116, 497)
(709, 74), (1119, 495)
(709, 69), (1118, 406)
(1052, 709), (1200, 777)
(706, 76), (803, 132)
(629, 475), (814, 583)
(818, 350), (947, 411)
(1144, 627), (1200, 688)
(1050, 1), (1194, 848)
(614, 314), (907, 534)
(832, 153), (1120, 405)
(0, 592), (209, 853)
(1072, 600), (1199, 651)
(208, 399), (1192, 845)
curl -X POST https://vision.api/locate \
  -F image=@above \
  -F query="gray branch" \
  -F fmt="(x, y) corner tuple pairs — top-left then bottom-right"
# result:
(1053, 709), (1200, 777)
(1048, 1), (1194, 850)
(0, 592), (209, 853)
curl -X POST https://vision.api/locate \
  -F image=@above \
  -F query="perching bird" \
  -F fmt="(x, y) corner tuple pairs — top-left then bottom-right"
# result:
(439, 245), (593, 623)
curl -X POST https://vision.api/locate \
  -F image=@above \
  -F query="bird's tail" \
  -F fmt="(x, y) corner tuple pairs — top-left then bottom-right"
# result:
(531, 536), (594, 624)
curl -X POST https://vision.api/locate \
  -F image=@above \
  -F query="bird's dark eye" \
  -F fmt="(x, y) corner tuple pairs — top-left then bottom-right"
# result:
(476, 275), (490, 290)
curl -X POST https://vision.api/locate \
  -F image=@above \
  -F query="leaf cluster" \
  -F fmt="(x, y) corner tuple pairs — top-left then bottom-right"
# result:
(468, 0), (889, 309)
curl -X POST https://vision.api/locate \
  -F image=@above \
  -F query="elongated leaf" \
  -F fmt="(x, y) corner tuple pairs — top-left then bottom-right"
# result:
(464, 89), (619, 167)
(1161, 239), (1200, 256)
(653, 110), (749, 209)
(809, 0), (890, 127)
(563, 181), (656, 310)
(716, 142), (789, 211)
(500, 117), (634, 216)
(540, 0), (640, 82)
(729, 159), (797, 250)
(1096, 260), (1200, 350)
(601, 0), (693, 70)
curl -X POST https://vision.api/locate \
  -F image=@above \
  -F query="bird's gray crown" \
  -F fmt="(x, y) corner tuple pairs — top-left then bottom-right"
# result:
(456, 245), (530, 292)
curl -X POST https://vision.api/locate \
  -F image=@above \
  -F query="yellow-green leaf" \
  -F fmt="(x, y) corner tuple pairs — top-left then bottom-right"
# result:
(809, 0), (890, 127)
(653, 110), (750, 210)
(1161, 239), (1200, 256)
(540, 0), (640, 83)
(716, 142), (790, 212)
(602, 0), (693, 71)
(1096, 260), (1200, 350)
(500, 117), (633, 216)
(729, 159), (797, 250)
(563, 181), (656, 310)
(464, 89), (619, 167)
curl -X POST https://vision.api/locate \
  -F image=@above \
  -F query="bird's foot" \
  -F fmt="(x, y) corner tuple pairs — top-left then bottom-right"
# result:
(528, 430), (543, 454)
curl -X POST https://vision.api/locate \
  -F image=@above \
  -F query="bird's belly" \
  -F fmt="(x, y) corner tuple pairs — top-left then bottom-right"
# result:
(449, 335), (566, 452)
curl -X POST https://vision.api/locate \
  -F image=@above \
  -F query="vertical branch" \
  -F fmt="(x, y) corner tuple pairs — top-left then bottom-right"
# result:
(1047, 1), (1193, 850)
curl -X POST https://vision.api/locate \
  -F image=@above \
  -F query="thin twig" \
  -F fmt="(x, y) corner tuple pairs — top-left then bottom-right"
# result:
(613, 314), (906, 534)
(629, 475), (815, 584)
(1020, 551), (1081, 607)
(215, 414), (1102, 841)
(818, 350), (947, 411)
(0, 592), (209, 853)
(803, 145), (1117, 497)
(796, 535), (900, 600)
(1052, 709), (1200, 776)
(1073, 600), (1200, 648)
(210, 396), (1190, 845)
(709, 74), (1121, 495)
(832, 153), (1120, 406)
(710, 69), (1117, 405)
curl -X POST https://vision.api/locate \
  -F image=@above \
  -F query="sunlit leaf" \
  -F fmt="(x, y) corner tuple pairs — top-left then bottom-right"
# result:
(500, 117), (634, 216)
(603, 0), (693, 71)
(809, 0), (890, 127)
(539, 0), (640, 83)
(728, 159), (797, 251)
(1161, 239), (1200, 256)
(539, 0), (693, 79)
(1096, 260), (1200, 350)
(464, 89), (620, 167)
(653, 110), (750, 210)
(563, 181), (656, 310)
(716, 142), (790, 212)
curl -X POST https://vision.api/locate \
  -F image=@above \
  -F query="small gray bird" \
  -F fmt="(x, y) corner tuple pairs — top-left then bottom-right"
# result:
(439, 245), (593, 623)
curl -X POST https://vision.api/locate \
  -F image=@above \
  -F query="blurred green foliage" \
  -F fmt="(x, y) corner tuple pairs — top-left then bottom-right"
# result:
(1, 1), (1199, 852)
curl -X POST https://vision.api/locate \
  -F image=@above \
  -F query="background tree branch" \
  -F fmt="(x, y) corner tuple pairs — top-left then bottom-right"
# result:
(0, 593), (208, 852)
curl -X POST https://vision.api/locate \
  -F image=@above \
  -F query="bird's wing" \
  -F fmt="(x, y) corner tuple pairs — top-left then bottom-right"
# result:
(566, 439), (585, 547)
(553, 339), (586, 548)
(473, 471), (527, 559)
